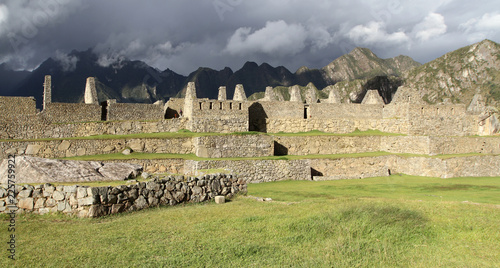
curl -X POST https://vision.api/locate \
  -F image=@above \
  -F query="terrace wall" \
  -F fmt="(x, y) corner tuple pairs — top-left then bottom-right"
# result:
(0, 174), (245, 217)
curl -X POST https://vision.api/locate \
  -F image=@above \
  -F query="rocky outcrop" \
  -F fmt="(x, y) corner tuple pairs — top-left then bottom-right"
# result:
(0, 156), (142, 184)
(404, 39), (500, 108)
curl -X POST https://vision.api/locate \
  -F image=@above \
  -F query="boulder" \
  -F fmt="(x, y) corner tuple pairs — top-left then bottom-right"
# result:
(0, 156), (142, 184)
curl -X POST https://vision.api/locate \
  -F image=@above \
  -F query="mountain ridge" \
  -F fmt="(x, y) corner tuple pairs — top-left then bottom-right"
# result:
(3, 41), (498, 110)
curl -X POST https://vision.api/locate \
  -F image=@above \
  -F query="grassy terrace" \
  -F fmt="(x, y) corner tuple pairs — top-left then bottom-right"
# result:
(0, 129), (404, 142)
(61, 151), (496, 162)
(1, 175), (499, 266)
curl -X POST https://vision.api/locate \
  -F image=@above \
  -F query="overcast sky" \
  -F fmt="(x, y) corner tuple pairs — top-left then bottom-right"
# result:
(0, 0), (499, 74)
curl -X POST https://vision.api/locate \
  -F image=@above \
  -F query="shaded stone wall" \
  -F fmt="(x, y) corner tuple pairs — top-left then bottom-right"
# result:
(0, 174), (245, 217)
(107, 103), (164, 121)
(42, 103), (101, 123)
(184, 159), (311, 183)
(0, 118), (188, 140)
(194, 135), (274, 158)
(0, 96), (37, 119)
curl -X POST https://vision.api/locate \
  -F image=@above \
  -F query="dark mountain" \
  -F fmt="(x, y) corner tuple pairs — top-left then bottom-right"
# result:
(177, 67), (233, 99)
(0, 63), (31, 95)
(2, 47), (423, 108)
(11, 49), (187, 108)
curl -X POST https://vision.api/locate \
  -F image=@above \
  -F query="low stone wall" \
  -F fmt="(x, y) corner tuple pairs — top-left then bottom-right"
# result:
(311, 155), (500, 180)
(0, 174), (246, 217)
(274, 136), (382, 155)
(311, 157), (392, 180)
(184, 159), (311, 183)
(194, 135), (274, 158)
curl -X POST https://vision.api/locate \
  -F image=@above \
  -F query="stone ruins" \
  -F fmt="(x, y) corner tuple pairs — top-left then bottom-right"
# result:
(1, 75), (499, 217)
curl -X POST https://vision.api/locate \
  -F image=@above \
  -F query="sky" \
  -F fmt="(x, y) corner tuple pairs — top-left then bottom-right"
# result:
(0, 0), (499, 75)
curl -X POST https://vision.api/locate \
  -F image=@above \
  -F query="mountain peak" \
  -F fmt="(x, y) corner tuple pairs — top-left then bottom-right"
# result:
(404, 39), (500, 107)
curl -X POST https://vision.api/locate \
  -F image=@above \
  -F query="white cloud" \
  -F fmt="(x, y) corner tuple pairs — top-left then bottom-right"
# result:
(460, 12), (500, 41)
(0, 4), (8, 24)
(55, 50), (78, 72)
(413, 13), (447, 42)
(225, 20), (308, 56)
(347, 21), (409, 46)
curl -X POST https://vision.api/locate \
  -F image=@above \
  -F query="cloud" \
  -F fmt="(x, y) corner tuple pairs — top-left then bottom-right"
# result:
(413, 13), (447, 42)
(225, 20), (308, 56)
(347, 21), (409, 46)
(55, 50), (78, 72)
(0, 4), (8, 26)
(460, 12), (500, 41)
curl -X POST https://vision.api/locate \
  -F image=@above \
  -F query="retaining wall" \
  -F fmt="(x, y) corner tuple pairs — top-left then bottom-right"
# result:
(194, 135), (274, 158)
(184, 159), (311, 183)
(0, 174), (245, 218)
(311, 155), (500, 180)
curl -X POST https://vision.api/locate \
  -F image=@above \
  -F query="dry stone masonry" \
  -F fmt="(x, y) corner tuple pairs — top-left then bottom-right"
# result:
(0, 174), (246, 217)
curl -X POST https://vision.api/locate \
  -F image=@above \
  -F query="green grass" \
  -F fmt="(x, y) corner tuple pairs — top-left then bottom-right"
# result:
(248, 175), (500, 204)
(0, 129), (404, 142)
(0, 131), (265, 142)
(61, 151), (496, 162)
(1, 175), (499, 267)
(271, 129), (404, 136)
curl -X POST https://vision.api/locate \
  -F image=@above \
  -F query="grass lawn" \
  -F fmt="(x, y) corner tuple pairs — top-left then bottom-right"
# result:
(1, 175), (499, 267)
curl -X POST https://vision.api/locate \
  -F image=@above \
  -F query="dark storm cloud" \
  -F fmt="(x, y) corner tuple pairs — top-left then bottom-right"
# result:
(0, 0), (499, 74)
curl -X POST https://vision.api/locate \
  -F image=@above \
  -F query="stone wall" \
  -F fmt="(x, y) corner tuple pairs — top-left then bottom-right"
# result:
(42, 103), (101, 123)
(274, 136), (382, 155)
(311, 157), (392, 180)
(0, 118), (189, 140)
(266, 118), (409, 134)
(186, 100), (249, 133)
(2, 134), (499, 160)
(184, 159), (311, 183)
(194, 135), (274, 158)
(106, 103), (164, 121)
(0, 96), (37, 119)
(312, 155), (500, 180)
(310, 103), (384, 119)
(0, 137), (194, 159)
(0, 174), (246, 217)
(106, 159), (186, 175)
